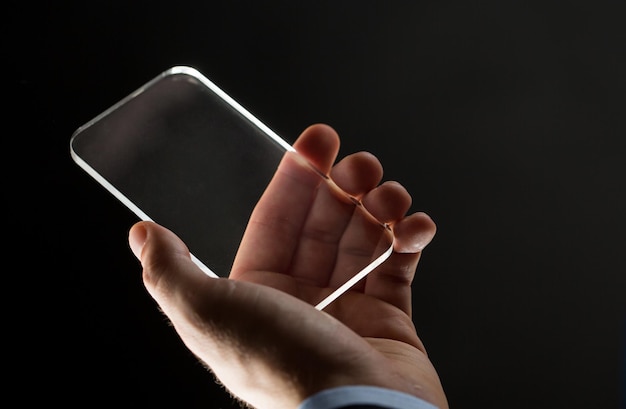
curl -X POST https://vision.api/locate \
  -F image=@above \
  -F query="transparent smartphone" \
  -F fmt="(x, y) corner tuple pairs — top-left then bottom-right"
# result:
(70, 66), (393, 310)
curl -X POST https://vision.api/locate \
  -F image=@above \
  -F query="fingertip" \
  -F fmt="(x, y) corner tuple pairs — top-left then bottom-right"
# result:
(128, 221), (191, 265)
(129, 221), (149, 261)
(331, 151), (384, 197)
(293, 123), (340, 175)
(129, 221), (201, 296)
(392, 212), (437, 253)
(361, 180), (412, 222)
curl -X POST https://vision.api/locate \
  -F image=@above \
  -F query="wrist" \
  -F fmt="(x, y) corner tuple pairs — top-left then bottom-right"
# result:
(298, 385), (440, 409)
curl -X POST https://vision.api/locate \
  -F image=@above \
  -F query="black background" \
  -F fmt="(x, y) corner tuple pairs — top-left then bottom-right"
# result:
(11, 1), (625, 408)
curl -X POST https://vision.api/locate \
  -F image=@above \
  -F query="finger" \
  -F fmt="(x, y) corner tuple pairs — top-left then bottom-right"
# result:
(129, 221), (218, 320)
(326, 180), (411, 295)
(364, 212), (437, 315)
(327, 212), (393, 292)
(230, 124), (340, 279)
(289, 152), (383, 287)
(292, 123), (342, 175)
(129, 221), (303, 384)
(361, 181), (412, 223)
(329, 151), (383, 198)
(326, 180), (406, 291)
(392, 211), (437, 254)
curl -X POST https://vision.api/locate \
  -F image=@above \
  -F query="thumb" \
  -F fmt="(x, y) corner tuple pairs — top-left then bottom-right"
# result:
(128, 221), (285, 403)
(128, 220), (208, 307)
(128, 221), (241, 359)
(127, 221), (353, 408)
(128, 221), (256, 349)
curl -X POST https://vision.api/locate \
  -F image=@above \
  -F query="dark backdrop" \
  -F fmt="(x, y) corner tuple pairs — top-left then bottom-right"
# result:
(11, 1), (625, 408)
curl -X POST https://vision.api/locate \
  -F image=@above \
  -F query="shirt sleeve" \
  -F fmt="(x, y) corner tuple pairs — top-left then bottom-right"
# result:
(297, 385), (439, 409)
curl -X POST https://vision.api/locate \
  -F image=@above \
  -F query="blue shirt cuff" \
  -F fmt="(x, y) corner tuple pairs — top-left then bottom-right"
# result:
(298, 385), (439, 409)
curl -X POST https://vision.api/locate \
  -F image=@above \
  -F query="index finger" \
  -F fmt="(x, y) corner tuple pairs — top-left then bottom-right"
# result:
(229, 124), (340, 278)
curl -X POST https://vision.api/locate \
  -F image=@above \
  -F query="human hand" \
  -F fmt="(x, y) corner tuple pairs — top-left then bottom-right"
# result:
(128, 124), (448, 409)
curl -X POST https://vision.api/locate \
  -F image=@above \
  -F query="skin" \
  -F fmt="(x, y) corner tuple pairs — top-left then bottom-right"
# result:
(128, 124), (449, 409)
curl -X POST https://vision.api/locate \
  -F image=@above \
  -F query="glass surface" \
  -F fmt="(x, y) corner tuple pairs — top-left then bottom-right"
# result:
(70, 66), (393, 310)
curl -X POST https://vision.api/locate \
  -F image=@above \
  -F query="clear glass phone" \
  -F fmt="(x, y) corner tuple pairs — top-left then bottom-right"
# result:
(70, 66), (393, 310)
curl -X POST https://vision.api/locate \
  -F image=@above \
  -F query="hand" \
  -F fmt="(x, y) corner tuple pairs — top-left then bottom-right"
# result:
(128, 124), (448, 409)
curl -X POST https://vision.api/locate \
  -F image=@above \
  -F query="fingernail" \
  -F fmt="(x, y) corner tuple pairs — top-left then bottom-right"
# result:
(129, 223), (147, 261)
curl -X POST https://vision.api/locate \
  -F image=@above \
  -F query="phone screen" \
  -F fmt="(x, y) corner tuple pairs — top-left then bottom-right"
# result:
(70, 66), (393, 309)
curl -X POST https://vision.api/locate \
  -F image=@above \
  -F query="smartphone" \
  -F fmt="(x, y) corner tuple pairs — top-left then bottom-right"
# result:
(70, 66), (393, 309)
